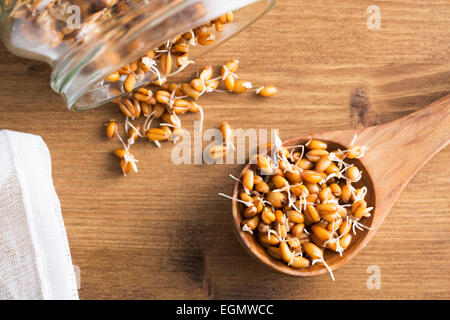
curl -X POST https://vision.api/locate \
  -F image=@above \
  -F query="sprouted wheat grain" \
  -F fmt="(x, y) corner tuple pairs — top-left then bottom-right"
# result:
(104, 13), (277, 175)
(220, 134), (371, 280)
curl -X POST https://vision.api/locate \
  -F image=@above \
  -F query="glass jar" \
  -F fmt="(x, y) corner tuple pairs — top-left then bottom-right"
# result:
(0, 0), (276, 110)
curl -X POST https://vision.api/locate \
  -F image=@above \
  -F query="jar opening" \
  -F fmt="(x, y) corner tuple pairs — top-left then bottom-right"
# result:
(49, 0), (276, 110)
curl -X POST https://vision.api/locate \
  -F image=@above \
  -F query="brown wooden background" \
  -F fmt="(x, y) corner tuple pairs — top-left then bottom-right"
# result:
(0, 0), (449, 299)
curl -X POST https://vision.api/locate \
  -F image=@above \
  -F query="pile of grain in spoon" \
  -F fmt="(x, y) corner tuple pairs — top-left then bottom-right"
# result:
(220, 133), (371, 280)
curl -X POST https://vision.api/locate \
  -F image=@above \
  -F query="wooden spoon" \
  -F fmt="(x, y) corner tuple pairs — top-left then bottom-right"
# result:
(231, 94), (450, 277)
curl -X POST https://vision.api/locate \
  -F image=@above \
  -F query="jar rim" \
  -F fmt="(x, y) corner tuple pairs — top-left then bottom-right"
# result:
(51, 0), (276, 110)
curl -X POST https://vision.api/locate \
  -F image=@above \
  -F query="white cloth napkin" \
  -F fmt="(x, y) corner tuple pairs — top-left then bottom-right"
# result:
(0, 130), (78, 300)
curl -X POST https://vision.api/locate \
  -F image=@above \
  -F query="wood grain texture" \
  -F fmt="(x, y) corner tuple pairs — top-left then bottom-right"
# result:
(0, 0), (449, 299)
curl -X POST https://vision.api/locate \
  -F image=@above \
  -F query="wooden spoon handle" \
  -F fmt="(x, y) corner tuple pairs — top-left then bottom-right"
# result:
(359, 94), (450, 218)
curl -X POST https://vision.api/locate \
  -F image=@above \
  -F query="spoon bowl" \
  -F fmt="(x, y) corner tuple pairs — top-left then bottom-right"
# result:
(231, 95), (450, 277)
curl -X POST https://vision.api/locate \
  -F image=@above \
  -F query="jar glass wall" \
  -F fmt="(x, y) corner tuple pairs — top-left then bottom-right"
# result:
(0, 0), (276, 110)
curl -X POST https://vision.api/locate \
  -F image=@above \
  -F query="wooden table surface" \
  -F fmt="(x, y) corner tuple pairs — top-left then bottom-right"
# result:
(0, 0), (449, 300)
